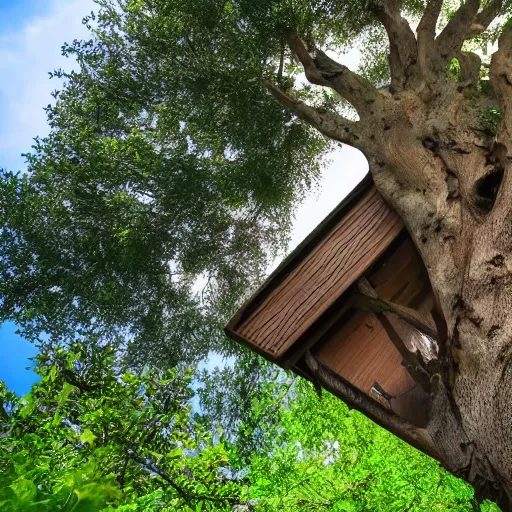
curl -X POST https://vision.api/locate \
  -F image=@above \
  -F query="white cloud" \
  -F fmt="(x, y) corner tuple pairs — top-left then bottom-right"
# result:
(288, 146), (368, 253)
(0, 0), (95, 171)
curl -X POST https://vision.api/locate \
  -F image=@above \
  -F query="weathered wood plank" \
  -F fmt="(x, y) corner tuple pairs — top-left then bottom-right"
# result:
(237, 187), (403, 358)
(313, 237), (435, 426)
(315, 309), (416, 398)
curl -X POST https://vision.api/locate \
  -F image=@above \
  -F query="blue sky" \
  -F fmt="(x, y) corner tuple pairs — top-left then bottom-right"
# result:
(0, 0), (368, 397)
(0, 0), (48, 33)
(0, 0), (94, 395)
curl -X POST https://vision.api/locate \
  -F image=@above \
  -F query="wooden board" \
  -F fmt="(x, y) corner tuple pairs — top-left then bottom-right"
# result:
(232, 187), (403, 359)
(312, 237), (434, 426)
(315, 310), (416, 398)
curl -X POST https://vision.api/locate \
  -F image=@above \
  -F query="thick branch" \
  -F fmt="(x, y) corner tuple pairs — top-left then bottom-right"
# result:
(435, 0), (480, 65)
(288, 35), (378, 112)
(355, 277), (434, 390)
(356, 277), (439, 340)
(418, 0), (443, 38)
(371, 0), (418, 91)
(264, 79), (363, 148)
(490, 24), (512, 139)
(467, 0), (503, 38)
(288, 34), (329, 87)
(490, 25), (512, 206)
(417, 0), (443, 76)
(458, 51), (482, 88)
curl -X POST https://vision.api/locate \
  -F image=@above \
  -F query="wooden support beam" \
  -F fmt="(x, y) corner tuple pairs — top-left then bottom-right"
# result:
(355, 277), (434, 390)
(356, 277), (439, 341)
(302, 351), (440, 461)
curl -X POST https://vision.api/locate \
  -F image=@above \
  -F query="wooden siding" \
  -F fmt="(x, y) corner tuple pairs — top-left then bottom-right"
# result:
(234, 187), (403, 359)
(314, 310), (416, 399)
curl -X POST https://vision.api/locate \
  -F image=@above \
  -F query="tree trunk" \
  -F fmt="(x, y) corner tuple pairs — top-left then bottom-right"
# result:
(368, 99), (512, 507)
(266, 8), (512, 507)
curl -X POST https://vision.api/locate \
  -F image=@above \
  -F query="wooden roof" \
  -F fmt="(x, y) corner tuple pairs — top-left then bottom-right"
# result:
(226, 175), (404, 363)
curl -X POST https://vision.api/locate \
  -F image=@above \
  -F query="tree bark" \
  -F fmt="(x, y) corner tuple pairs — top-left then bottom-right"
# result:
(366, 87), (512, 508)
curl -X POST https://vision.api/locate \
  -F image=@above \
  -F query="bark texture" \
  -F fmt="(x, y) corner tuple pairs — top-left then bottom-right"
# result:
(267, 1), (512, 508)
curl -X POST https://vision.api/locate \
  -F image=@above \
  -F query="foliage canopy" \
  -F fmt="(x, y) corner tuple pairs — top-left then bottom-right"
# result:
(0, 344), (501, 511)
(2, 0), (512, 507)
(1, 0), (511, 365)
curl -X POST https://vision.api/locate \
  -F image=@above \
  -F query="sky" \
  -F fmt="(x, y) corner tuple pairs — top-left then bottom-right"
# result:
(0, 0), (95, 395)
(0, 0), (368, 395)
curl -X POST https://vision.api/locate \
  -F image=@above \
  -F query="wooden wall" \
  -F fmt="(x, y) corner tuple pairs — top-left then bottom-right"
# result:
(312, 237), (435, 426)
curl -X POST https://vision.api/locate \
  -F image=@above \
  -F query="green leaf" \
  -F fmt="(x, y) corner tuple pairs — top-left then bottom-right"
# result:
(333, 500), (357, 511)
(49, 365), (58, 381)
(79, 429), (97, 447)
(10, 477), (37, 503)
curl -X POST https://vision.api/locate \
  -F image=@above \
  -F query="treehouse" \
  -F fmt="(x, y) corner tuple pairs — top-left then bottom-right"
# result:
(225, 175), (443, 460)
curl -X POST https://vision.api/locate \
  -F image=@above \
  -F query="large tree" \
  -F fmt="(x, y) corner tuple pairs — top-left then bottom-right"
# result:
(2, 0), (512, 507)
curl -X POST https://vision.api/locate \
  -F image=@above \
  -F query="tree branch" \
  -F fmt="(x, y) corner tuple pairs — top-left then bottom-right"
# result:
(376, 312), (432, 391)
(435, 0), (481, 66)
(489, 25), (512, 206)
(466, 0), (503, 38)
(371, 0), (418, 91)
(356, 277), (439, 341)
(288, 34), (330, 87)
(458, 51), (482, 89)
(277, 38), (285, 83)
(355, 277), (434, 391)
(264, 79), (364, 148)
(490, 24), (512, 140)
(288, 35), (379, 112)
(417, 0), (443, 77)
(129, 451), (241, 505)
(61, 368), (101, 393)
(117, 453), (130, 492)
(418, 0), (443, 38)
